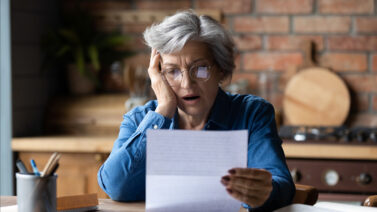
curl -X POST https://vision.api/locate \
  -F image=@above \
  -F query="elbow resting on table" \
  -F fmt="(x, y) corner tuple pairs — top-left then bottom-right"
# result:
(97, 165), (145, 202)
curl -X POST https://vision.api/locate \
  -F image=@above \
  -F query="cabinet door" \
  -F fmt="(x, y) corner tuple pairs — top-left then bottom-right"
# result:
(18, 152), (109, 198)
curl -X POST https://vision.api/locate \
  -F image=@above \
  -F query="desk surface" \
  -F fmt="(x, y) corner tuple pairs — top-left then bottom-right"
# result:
(0, 196), (145, 212)
(0, 196), (248, 212)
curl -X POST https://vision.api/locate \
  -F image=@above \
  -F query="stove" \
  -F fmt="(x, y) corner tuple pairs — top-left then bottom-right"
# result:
(279, 126), (377, 203)
(279, 126), (377, 144)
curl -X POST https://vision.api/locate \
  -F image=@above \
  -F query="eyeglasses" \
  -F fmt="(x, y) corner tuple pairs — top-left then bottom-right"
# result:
(161, 61), (213, 86)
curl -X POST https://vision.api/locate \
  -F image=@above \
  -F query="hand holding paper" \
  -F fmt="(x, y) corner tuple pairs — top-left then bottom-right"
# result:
(146, 130), (248, 212)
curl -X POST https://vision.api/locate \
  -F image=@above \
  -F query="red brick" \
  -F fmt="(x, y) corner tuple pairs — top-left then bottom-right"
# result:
(349, 113), (377, 127)
(266, 35), (324, 51)
(268, 92), (284, 111)
(318, 0), (374, 14)
(320, 53), (368, 72)
(351, 93), (369, 112)
(63, 0), (132, 12)
(328, 36), (377, 51)
(342, 74), (377, 93)
(294, 16), (351, 33)
(231, 72), (259, 90)
(243, 53), (302, 71)
(136, 0), (191, 9)
(256, 0), (313, 14)
(196, 0), (252, 14)
(122, 23), (151, 34)
(373, 55), (377, 72)
(356, 18), (377, 33)
(233, 35), (262, 51)
(234, 16), (289, 33)
(373, 95), (377, 111)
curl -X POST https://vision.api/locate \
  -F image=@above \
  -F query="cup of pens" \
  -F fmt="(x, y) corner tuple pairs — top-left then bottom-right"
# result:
(16, 152), (61, 212)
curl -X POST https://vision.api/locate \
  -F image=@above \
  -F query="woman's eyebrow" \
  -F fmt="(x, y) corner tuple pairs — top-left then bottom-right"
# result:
(162, 58), (207, 67)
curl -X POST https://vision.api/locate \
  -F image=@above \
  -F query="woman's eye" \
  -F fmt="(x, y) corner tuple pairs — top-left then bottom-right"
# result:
(166, 69), (181, 76)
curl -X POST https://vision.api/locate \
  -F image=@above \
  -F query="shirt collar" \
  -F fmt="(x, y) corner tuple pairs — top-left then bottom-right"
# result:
(171, 87), (232, 130)
(206, 87), (232, 130)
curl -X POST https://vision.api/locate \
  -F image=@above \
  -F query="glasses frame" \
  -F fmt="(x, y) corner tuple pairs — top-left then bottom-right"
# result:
(161, 62), (214, 86)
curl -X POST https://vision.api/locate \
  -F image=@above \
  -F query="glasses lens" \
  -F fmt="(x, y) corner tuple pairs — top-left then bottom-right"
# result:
(191, 65), (210, 81)
(196, 66), (209, 79)
(164, 69), (182, 83)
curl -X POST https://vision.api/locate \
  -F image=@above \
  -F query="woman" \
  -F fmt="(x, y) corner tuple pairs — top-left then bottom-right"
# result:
(98, 10), (294, 211)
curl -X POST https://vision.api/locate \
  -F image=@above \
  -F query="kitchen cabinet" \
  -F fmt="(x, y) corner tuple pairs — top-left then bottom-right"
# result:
(12, 136), (115, 198)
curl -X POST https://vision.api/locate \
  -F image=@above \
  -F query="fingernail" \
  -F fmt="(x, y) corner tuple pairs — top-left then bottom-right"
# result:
(221, 178), (229, 186)
(228, 169), (236, 175)
(226, 188), (233, 194)
(221, 176), (230, 182)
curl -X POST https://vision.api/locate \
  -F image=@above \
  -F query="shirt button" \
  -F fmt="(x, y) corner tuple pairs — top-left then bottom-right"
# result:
(153, 124), (158, 129)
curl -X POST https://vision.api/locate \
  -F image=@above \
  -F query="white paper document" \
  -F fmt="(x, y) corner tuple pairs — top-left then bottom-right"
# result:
(146, 129), (248, 212)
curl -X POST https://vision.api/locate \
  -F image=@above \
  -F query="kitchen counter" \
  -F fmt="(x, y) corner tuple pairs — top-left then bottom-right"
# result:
(12, 136), (377, 160)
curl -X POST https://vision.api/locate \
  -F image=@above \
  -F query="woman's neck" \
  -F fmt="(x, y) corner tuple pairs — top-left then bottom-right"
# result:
(178, 109), (209, 130)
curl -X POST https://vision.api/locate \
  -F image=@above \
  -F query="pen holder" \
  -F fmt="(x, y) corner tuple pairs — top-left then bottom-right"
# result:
(16, 173), (57, 212)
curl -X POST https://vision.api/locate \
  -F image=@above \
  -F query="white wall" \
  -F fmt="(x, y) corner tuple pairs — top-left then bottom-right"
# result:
(0, 0), (13, 195)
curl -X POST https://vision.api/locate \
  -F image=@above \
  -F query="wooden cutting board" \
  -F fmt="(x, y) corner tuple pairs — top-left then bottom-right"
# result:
(283, 41), (350, 126)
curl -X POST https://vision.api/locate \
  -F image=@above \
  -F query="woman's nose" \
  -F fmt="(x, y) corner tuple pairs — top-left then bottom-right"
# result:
(180, 71), (194, 88)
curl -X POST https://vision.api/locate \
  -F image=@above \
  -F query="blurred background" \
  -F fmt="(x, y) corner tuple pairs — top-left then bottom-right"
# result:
(1, 0), (377, 206)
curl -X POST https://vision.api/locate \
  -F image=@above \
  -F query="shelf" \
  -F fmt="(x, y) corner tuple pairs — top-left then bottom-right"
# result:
(12, 136), (115, 153)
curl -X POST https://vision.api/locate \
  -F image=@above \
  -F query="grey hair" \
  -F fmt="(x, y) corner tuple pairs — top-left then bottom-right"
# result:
(143, 10), (235, 78)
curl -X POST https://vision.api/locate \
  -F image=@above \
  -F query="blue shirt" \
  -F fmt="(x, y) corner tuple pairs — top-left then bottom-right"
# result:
(98, 88), (295, 211)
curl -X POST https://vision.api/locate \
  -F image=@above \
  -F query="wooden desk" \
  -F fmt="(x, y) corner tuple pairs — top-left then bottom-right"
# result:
(0, 196), (248, 212)
(0, 196), (145, 212)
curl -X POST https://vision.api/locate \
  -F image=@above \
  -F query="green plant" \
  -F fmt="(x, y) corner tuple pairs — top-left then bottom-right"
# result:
(42, 9), (133, 86)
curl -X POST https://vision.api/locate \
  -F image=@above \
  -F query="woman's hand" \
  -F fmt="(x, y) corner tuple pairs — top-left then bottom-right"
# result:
(148, 49), (177, 118)
(221, 168), (273, 208)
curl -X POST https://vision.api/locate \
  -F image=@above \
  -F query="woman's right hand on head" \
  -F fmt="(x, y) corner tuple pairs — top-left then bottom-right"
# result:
(148, 49), (177, 118)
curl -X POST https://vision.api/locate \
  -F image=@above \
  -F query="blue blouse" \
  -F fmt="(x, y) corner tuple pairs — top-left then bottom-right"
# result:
(97, 88), (295, 211)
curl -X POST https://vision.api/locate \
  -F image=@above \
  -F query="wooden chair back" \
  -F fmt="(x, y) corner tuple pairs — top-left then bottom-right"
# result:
(363, 195), (377, 207)
(292, 184), (318, 205)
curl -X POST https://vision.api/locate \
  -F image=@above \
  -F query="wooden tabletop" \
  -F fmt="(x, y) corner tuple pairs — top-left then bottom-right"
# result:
(12, 136), (377, 160)
(0, 196), (145, 212)
(0, 196), (248, 212)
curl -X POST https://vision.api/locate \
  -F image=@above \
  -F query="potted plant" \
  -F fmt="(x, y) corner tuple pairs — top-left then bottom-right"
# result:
(42, 9), (132, 95)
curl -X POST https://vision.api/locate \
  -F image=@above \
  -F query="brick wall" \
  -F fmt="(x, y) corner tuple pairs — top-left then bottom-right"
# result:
(72, 0), (377, 126)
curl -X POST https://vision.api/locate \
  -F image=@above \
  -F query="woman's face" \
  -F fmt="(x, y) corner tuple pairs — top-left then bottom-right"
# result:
(160, 41), (223, 118)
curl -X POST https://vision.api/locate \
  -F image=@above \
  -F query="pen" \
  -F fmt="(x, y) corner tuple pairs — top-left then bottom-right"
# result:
(49, 163), (59, 177)
(30, 159), (40, 176)
(16, 159), (29, 174)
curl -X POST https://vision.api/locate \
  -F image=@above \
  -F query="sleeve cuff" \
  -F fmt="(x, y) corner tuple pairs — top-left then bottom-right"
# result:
(137, 111), (172, 132)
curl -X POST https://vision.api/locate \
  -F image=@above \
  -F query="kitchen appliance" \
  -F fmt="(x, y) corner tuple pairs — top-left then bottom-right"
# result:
(280, 126), (377, 202)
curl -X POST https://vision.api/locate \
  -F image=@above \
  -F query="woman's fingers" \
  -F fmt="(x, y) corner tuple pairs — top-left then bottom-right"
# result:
(223, 175), (271, 191)
(148, 49), (161, 78)
(228, 168), (272, 181)
(226, 188), (266, 208)
(221, 168), (273, 208)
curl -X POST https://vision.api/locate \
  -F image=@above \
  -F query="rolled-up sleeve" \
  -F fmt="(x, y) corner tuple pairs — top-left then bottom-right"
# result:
(97, 110), (172, 201)
(244, 101), (295, 211)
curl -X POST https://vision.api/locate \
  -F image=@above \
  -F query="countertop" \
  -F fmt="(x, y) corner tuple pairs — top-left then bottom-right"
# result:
(12, 136), (377, 160)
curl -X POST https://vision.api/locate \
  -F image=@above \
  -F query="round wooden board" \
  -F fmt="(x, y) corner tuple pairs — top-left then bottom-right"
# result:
(283, 67), (350, 126)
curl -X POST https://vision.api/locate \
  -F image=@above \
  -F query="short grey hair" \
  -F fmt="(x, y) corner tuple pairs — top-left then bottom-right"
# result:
(143, 10), (235, 78)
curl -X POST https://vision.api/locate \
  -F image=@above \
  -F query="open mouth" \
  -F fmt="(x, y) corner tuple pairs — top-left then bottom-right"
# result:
(183, 96), (200, 101)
